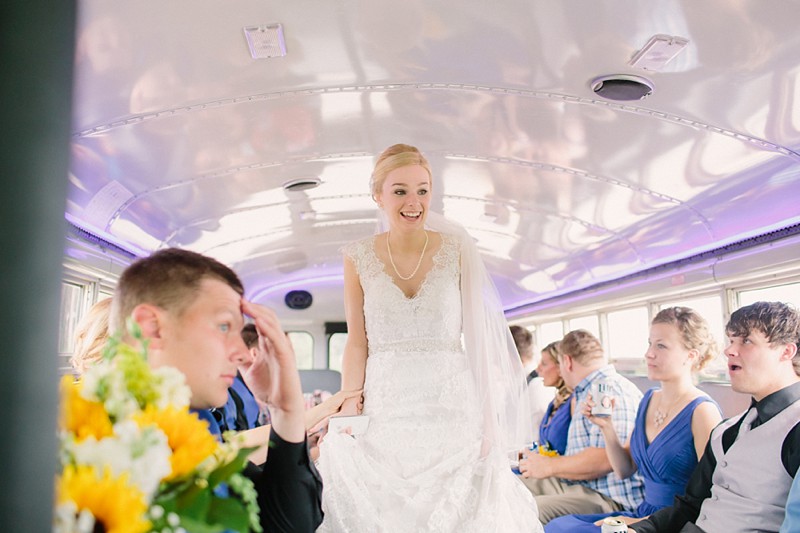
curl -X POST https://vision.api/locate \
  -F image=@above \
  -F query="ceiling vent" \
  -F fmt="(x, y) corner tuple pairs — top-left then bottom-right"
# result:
(591, 74), (654, 101)
(283, 177), (321, 192)
(243, 24), (287, 59)
(285, 290), (313, 310)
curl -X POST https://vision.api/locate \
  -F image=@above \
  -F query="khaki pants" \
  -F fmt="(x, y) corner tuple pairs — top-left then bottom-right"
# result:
(518, 476), (624, 525)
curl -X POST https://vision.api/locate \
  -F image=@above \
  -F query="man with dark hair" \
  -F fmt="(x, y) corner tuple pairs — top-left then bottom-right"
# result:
(210, 323), (265, 432)
(511, 324), (538, 382)
(111, 248), (322, 532)
(632, 301), (800, 533)
(511, 325), (556, 452)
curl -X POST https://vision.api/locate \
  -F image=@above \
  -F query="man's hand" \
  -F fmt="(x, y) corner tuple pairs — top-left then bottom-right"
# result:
(241, 299), (305, 442)
(518, 451), (555, 479)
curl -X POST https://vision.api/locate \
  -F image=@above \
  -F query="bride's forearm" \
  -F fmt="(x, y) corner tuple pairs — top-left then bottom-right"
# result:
(340, 342), (368, 391)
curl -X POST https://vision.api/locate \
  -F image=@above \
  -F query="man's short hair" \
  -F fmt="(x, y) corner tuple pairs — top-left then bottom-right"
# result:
(241, 323), (258, 349)
(510, 325), (533, 358)
(110, 248), (244, 333)
(560, 329), (604, 365)
(727, 301), (800, 375)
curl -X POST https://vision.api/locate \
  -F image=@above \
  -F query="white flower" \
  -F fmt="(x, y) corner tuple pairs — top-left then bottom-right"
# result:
(153, 366), (192, 409)
(53, 502), (96, 533)
(68, 420), (172, 498)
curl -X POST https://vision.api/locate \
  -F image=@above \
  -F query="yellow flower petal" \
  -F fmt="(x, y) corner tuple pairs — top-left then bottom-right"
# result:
(60, 376), (113, 442)
(57, 465), (150, 533)
(135, 406), (219, 480)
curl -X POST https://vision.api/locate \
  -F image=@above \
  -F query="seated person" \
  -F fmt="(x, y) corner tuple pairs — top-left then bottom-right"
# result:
(518, 329), (644, 524)
(512, 325), (556, 437)
(781, 473), (800, 532)
(109, 247), (322, 532)
(69, 298), (112, 375)
(536, 341), (572, 454)
(212, 323), (266, 432)
(512, 324), (541, 382)
(631, 301), (800, 533)
(546, 307), (722, 532)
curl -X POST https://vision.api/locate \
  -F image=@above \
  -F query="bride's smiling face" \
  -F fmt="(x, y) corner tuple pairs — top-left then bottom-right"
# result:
(375, 164), (431, 231)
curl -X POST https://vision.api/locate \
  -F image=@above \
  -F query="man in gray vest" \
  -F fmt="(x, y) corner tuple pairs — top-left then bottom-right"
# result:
(631, 301), (800, 533)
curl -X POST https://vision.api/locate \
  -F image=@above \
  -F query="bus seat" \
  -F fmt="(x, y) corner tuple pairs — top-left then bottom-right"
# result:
(299, 369), (342, 394)
(623, 375), (750, 419)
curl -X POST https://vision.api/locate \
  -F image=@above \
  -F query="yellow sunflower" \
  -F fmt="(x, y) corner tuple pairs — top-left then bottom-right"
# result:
(57, 464), (150, 533)
(135, 405), (219, 480)
(59, 375), (113, 442)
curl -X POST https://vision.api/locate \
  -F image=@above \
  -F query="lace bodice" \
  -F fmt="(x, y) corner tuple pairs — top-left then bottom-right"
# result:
(343, 233), (463, 354)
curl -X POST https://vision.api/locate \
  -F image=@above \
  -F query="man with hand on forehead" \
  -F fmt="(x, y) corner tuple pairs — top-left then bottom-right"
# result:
(109, 248), (323, 533)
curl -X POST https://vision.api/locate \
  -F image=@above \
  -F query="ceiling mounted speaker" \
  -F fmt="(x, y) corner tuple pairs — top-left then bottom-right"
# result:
(285, 290), (313, 310)
(591, 74), (654, 101)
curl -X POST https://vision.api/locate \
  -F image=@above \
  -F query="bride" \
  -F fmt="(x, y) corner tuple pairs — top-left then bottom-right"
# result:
(316, 144), (543, 532)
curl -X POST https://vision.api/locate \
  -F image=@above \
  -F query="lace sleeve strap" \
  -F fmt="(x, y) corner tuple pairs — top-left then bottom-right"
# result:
(340, 237), (370, 271)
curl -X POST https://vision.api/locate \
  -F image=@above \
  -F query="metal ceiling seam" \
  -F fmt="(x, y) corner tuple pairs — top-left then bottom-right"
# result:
(69, 83), (800, 160)
(104, 153), (374, 229)
(159, 193), (373, 246)
(440, 151), (714, 235)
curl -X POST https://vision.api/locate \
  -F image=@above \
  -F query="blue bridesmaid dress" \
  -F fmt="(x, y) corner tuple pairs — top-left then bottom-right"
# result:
(538, 394), (572, 455)
(545, 388), (719, 533)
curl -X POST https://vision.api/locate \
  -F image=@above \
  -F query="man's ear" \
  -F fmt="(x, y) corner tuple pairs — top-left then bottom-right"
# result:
(779, 342), (798, 362)
(561, 354), (572, 372)
(130, 303), (166, 350)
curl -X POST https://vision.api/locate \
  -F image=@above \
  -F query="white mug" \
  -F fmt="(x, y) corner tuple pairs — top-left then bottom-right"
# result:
(591, 380), (613, 417)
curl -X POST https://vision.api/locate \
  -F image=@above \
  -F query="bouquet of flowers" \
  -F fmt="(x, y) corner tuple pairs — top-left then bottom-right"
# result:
(535, 441), (559, 457)
(54, 326), (261, 533)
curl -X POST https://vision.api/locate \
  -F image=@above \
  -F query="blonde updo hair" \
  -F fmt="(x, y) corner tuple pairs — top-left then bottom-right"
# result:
(70, 298), (112, 375)
(652, 306), (719, 371)
(370, 143), (432, 198)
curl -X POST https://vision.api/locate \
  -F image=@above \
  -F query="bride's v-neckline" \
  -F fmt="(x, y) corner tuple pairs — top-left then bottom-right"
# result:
(371, 234), (446, 300)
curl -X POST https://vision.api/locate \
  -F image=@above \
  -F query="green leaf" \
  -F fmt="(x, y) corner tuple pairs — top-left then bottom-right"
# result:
(207, 447), (255, 488)
(174, 515), (227, 533)
(173, 480), (212, 519)
(207, 495), (251, 532)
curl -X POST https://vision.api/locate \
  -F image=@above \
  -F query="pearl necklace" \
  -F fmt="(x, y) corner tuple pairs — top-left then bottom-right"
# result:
(386, 230), (428, 281)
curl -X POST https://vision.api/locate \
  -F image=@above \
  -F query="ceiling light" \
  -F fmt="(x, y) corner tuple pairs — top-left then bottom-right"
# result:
(629, 34), (689, 71)
(591, 74), (654, 101)
(283, 177), (321, 191)
(243, 24), (287, 59)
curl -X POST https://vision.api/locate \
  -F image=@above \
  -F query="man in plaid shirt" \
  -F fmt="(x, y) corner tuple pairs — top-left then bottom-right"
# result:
(519, 329), (644, 524)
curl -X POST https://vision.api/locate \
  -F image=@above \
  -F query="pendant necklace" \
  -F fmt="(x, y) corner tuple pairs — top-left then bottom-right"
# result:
(387, 230), (428, 281)
(653, 391), (688, 428)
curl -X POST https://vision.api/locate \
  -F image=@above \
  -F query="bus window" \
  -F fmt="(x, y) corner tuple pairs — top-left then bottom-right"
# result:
(659, 295), (727, 381)
(568, 315), (600, 338)
(738, 282), (800, 309)
(328, 332), (348, 372)
(58, 282), (84, 366)
(536, 321), (564, 350)
(607, 307), (649, 360)
(287, 331), (314, 370)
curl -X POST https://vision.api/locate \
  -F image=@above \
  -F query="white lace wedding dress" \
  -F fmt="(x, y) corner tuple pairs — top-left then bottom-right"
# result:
(317, 234), (542, 533)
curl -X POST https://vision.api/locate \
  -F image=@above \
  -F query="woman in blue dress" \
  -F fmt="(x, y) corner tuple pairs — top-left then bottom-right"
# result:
(535, 341), (572, 455)
(545, 307), (723, 532)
